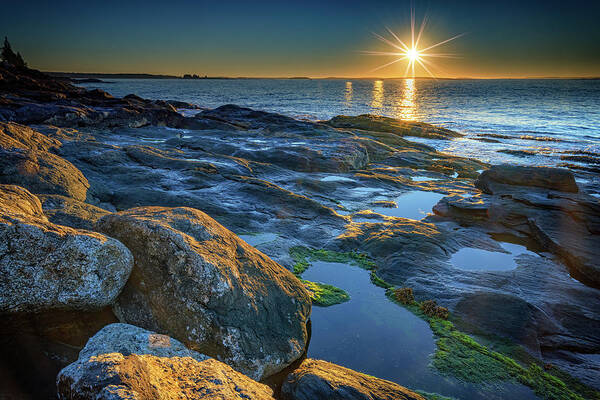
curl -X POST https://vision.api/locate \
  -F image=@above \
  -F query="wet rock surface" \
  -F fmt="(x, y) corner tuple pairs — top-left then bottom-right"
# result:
(57, 323), (275, 400)
(328, 114), (463, 140)
(281, 358), (425, 400)
(96, 206), (311, 380)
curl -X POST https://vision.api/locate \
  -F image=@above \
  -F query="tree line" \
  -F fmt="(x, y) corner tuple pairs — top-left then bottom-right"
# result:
(1, 37), (27, 68)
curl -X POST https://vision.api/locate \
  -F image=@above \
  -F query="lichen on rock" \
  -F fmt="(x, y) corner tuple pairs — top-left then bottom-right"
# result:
(96, 206), (311, 380)
(0, 184), (133, 313)
(57, 323), (275, 400)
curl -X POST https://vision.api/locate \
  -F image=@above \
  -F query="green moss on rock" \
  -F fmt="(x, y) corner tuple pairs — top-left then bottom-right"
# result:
(300, 279), (350, 307)
(385, 289), (595, 400)
(289, 247), (599, 399)
(289, 246), (377, 275)
(415, 390), (457, 400)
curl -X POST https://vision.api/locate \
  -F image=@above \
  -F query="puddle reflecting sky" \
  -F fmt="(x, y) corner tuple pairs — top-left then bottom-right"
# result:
(371, 190), (446, 220)
(303, 261), (538, 400)
(238, 232), (278, 247)
(451, 242), (538, 271)
(304, 261), (437, 390)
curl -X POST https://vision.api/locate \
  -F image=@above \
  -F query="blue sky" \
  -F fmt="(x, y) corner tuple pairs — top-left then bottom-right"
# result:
(2, 0), (599, 77)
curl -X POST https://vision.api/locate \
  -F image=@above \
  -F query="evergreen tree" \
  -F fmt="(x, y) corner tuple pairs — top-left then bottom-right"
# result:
(1, 37), (22, 66)
(15, 52), (26, 68)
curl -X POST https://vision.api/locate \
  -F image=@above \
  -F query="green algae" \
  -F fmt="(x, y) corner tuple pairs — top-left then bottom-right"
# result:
(385, 291), (597, 400)
(289, 247), (361, 307)
(288, 246), (599, 399)
(289, 246), (376, 274)
(300, 279), (350, 307)
(415, 390), (457, 400)
(291, 247), (597, 399)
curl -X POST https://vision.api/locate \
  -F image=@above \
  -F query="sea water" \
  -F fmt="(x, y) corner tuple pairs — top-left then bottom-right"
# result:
(79, 78), (600, 167)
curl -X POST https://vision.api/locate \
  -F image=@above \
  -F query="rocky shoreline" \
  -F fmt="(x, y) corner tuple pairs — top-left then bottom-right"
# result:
(1, 62), (599, 399)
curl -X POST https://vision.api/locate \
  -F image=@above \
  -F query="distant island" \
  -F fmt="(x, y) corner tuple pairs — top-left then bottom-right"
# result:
(45, 72), (313, 80)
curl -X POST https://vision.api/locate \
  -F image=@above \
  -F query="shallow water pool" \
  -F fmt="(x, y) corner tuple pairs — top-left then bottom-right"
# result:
(303, 261), (539, 399)
(320, 175), (355, 183)
(450, 242), (538, 271)
(410, 175), (442, 182)
(238, 232), (278, 247)
(371, 190), (446, 220)
(304, 261), (437, 389)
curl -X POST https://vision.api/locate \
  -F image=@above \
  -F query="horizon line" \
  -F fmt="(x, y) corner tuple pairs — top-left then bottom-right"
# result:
(45, 71), (600, 81)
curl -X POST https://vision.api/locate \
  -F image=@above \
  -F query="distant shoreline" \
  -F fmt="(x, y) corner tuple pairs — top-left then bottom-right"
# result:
(45, 72), (600, 81)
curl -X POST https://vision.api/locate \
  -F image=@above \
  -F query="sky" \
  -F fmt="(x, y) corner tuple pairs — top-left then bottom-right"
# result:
(1, 0), (599, 78)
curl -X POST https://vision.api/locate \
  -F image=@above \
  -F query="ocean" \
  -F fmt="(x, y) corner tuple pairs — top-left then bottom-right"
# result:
(80, 78), (600, 169)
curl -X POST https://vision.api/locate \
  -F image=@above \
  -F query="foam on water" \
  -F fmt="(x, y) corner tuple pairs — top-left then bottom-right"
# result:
(410, 175), (442, 182)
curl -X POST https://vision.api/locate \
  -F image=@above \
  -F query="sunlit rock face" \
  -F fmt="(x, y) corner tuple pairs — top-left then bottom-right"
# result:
(96, 207), (311, 380)
(0, 184), (133, 313)
(0, 122), (89, 201)
(57, 323), (275, 400)
(281, 358), (425, 400)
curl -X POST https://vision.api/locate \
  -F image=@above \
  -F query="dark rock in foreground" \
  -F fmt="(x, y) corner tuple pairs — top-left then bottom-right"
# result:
(0, 184), (133, 313)
(96, 206), (311, 380)
(281, 358), (425, 400)
(0, 308), (118, 399)
(57, 323), (275, 400)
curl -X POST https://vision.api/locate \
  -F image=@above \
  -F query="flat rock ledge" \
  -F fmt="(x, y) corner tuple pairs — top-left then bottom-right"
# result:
(475, 164), (578, 193)
(96, 206), (311, 380)
(56, 323), (275, 400)
(0, 184), (133, 313)
(281, 359), (425, 400)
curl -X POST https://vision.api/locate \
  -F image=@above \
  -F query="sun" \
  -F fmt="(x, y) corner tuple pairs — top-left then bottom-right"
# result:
(406, 48), (420, 63)
(362, 8), (463, 78)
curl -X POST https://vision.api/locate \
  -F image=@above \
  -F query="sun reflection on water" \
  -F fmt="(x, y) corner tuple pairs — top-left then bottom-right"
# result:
(344, 81), (353, 108)
(397, 78), (417, 120)
(370, 80), (384, 110)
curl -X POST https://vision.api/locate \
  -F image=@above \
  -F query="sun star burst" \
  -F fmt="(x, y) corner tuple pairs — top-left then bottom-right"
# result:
(363, 9), (463, 78)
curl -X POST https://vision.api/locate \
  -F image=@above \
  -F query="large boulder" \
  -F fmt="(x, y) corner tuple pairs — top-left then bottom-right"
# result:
(281, 359), (425, 400)
(0, 122), (89, 201)
(57, 323), (275, 400)
(96, 207), (311, 380)
(0, 184), (133, 313)
(475, 164), (578, 194)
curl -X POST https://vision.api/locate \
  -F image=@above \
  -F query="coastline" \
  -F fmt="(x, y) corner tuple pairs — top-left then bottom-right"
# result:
(45, 71), (600, 80)
(1, 63), (599, 399)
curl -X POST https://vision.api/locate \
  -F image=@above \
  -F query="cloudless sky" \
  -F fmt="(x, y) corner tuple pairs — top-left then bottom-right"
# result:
(2, 0), (599, 78)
